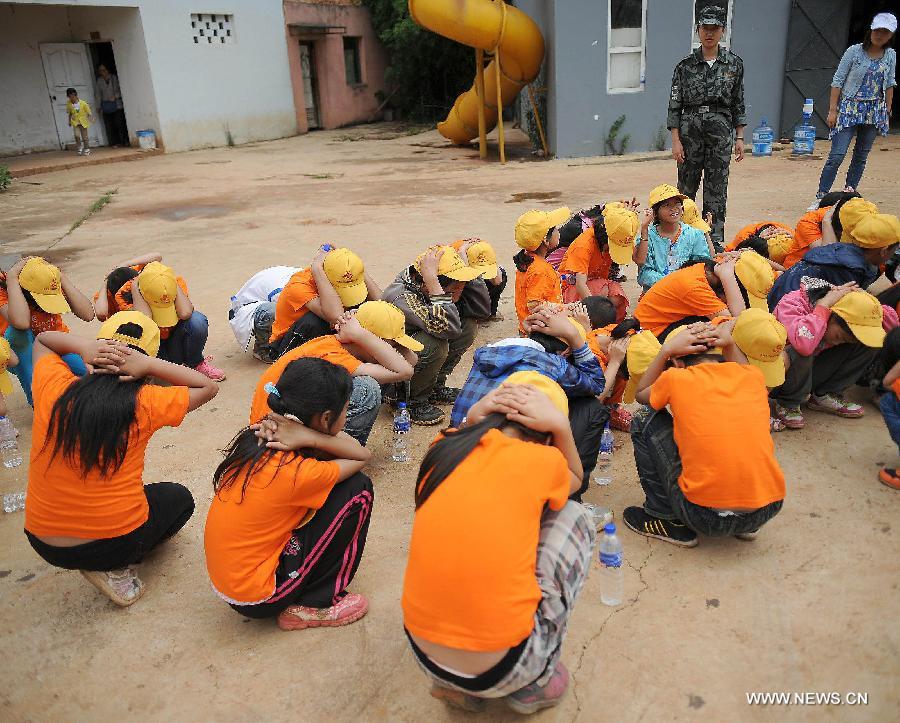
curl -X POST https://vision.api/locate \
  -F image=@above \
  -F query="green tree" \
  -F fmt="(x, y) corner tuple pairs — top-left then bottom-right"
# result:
(363, 0), (473, 122)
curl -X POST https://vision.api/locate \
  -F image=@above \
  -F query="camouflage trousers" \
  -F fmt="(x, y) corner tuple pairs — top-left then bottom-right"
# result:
(677, 112), (734, 246)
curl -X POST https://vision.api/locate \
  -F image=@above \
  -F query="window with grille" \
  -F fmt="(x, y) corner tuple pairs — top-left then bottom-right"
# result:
(344, 37), (362, 85)
(607, 0), (646, 93)
(191, 13), (235, 44)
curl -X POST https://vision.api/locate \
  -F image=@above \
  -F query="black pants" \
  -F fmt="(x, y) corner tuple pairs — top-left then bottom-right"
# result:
(271, 313), (333, 360)
(25, 482), (195, 571)
(568, 396), (609, 503)
(231, 472), (374, 618)
(102, 109), (128, 146)
(487, 268), (508, 317)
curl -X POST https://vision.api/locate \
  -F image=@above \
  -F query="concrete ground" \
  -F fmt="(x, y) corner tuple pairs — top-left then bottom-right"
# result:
(1, 124), (898, 722)
(1, 146), (162, 178)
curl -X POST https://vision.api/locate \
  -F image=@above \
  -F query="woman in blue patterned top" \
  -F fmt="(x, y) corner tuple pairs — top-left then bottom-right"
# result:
(812, 13), (896, 208)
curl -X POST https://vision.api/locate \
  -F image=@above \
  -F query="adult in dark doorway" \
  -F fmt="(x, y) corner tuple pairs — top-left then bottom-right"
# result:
(95, 64), (127, 147)
(667, 5), (746, 249)
(810, 13), (896, 209)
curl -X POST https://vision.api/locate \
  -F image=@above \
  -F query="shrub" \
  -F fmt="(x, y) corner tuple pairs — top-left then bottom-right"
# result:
(0, 165), (11, 191)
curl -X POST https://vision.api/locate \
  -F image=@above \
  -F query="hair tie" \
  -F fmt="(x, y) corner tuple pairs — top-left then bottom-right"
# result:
(264, 382), (281, 398)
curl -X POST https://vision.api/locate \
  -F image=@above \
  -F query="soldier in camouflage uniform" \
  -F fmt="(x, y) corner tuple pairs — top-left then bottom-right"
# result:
(667, 5), (746, 248)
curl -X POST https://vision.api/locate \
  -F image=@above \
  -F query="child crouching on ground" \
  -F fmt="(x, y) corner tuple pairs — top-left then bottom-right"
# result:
(623, 320), (786, 547)
(205, 358), (374, 630)
(403, 372), (593, 715)
(878, 327), (900, 489)
(514, 208), (569, 334)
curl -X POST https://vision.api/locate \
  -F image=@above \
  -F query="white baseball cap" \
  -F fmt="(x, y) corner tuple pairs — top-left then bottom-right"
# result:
(871, 13), (897, 33)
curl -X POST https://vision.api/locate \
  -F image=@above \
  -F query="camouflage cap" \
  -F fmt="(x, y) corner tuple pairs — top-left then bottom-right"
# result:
(697, 5), (726, 26)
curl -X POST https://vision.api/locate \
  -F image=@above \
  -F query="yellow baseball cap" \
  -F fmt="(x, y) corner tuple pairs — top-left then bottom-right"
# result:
(503, 370), (569, 416)
(462, 240), (500, 279)
(354, 300), (424, 352)
(831, 291), (886, 347)
(766, 233), (793, 265)
(839, 197), (879, 242)
(648, 184), (687, 208)
(846, 213), (900, 250)
(515, 207), (571, 251)
(97, 310), (161, 358)
(681, 198), (710, 233)
(602, 205), (640, 265)
(137, 262), (179, 328)
(323, 248), (368, 307)
(414, 246), (482, 282)
(622, 330), (663, 403)
(734, 251), (775, 311)
(0, 337), (13, 395)
(732, 309), (788, 387)
(18, 257), (71, 314)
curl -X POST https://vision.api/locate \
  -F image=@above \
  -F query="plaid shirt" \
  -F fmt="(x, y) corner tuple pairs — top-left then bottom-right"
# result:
(450, 339), (606, 427)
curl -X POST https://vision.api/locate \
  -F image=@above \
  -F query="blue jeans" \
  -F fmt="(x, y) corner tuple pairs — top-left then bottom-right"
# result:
(158, 311), (208, 368)
(880, 393), (900, 453)
(343, 376), (382, 446)
(817, 124), (878, 194)
(3, 327), (87, 406)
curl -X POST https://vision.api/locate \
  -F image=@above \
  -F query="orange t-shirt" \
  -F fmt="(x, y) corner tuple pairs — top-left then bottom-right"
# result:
(25, 355), (189, 538)
(0, 285), (69, 334)
(892, 378), (900, 399)
(115, 275), (189, 339)
(558, 228), (613, 280)
(785, 206), (830, 268)
(204, 452), (341, 603)
(586, 325), (626, 404)
(270, 268), (318, 342)
(634, 263), (727, 336)
(515, 255), (562, 333)
(249, 335), (362, 423)
(726, 221), (794, 252)
(649, 363), (785, 509)
(402, 429), (570, 650)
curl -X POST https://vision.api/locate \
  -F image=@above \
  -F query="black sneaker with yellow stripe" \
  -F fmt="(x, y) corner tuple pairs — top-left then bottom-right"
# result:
(623, 507), (698, 548)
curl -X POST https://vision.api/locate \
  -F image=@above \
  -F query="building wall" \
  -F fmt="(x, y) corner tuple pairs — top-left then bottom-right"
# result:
(283, 1), (388, 133)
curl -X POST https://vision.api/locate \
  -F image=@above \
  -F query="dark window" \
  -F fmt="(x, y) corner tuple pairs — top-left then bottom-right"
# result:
(344, 37), (362, 85)
(611, 0), (643, 29)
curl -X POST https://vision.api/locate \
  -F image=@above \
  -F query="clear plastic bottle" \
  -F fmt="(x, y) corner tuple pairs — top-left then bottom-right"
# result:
(392, 403), (411, 463)
(599, 522), (624, 606)
(0, 416), (22, 468)
(3, 492), (25, 513)
(793, 98), (816, 155)
(597, 422), (613, 467)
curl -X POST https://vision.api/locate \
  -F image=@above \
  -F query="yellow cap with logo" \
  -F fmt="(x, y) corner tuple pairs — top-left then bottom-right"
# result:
(831, 291), (886, 347)
(323, 248), (368, 307)
(503, 370), (569, 415)
(648, 184), (687, 209)
(515, 207), (571, 251)
(734, 251), (775, 311)
(461, 240), (499, 279)
(847, 213), (900, 250)
(681, 198), (710, 233)
(97, 310), (161, 358)
(0, 337), (14, 395)
(354, 300), (425, 352)
(766, 233), (793, 265)
(414, 246), (482, 282)
(622, 330), (663, 403)
(732, 308), (788, 387)
(839, 197), (879, 243)
(137, 262), (179, 328)
(602, 204), (640, 265)
(19, 257), (71, 314)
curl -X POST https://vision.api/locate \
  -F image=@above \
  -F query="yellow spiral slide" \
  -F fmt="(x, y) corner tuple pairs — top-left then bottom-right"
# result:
(408, 0), (545, 145)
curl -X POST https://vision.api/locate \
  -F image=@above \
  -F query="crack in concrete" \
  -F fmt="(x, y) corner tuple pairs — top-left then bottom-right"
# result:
(572, 538), (654, 721)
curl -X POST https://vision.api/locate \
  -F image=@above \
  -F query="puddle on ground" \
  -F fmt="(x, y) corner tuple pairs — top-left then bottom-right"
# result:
(1, 247), (85, 269)
(506, 191), (563, 203)
(155, 205), (231, 221)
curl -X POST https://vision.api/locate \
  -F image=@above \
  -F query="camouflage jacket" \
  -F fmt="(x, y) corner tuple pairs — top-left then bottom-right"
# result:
(667, 46), (746, 130)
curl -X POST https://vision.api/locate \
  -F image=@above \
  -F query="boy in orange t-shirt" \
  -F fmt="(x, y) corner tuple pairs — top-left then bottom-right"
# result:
(622, 324), (785, 547)
(513, 208), (569, 334)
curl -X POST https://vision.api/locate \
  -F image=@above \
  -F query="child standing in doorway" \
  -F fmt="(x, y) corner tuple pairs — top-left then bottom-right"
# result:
(66, 88), (94, 156)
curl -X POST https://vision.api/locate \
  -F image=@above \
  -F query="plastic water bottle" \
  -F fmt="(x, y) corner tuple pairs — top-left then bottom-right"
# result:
(392, 403), (411, 463)
(3, 492), (25, 513)
(597, 422), (613, 467)
(599, 522), (624, 606)
(752, 118), (774, 156)
(793, 98), (816, 155)
(0, 417), (22, 468)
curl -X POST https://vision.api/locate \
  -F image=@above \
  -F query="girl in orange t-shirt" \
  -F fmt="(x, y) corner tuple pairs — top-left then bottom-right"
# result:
(93, 252), (162, 321)
(514, 221), (565, 334)
(205, 357), (373, 631)
(24, 312), (218, 607)
(402, 374), (592, 714)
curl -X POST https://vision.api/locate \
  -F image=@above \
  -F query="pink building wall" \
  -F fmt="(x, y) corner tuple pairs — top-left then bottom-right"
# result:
(283, 1), (388, 134)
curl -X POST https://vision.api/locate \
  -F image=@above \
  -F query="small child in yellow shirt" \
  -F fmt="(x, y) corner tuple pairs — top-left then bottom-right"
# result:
(65, 88), (94, 156)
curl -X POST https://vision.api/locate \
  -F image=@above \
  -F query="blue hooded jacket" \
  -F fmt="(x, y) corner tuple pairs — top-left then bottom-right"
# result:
(768, 243), (878, 309)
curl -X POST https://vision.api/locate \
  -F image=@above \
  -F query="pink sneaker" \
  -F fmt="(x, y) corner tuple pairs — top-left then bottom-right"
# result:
(194, 356), (226, 381)
(807, 393), (863, 418)
(277, 592), (369, 631)
(505, 661), (569, 715)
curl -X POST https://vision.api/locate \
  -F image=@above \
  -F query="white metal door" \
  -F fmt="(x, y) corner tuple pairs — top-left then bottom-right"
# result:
(39, 43), (105, 149)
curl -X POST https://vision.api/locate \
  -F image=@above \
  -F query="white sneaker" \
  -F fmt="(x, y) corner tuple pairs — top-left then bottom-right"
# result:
(80, 568), (144, 606)
(77, 146), (84, 155)
(83, 148), (91, 156)
(807, 195), (823, 211)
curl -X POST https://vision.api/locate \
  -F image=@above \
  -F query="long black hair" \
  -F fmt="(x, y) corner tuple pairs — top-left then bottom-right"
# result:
(735, 234), (771, 258)
(591, 216), (611, 252)
(213, 358), (352, 502)
(106, 266), (140, 296)
(680, 258), (751, 308)
(45, 322), (149, 477)
(830, 192), (864, 238)
(415, 414), (549, 509)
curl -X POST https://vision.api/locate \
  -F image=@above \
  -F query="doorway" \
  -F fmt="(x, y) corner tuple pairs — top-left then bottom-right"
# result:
(299, 42), (320, 130)
(40, 43), (104, 150)
(88, 41), (130, 146)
